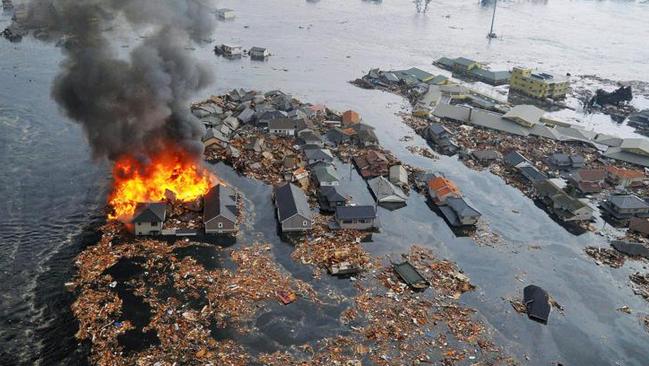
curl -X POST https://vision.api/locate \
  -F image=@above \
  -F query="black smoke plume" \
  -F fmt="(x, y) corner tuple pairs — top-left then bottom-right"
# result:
(17, 0), (216, 160)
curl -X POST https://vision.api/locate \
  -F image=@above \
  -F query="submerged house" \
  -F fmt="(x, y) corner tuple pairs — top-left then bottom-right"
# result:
(471, 149), (501, 165)
(216, 8), (235, 20)
(249, 47), (270, 59)
(422, 123), (458, 155)
(304, 148), (334, 166)
(274, 182), (313, 232)
(317, 186), (347, 213)
(601, 194), (649, 222)
(427, 176), (461, 205)
(535, 180), (594, 222)
(368, 176), (408, 204)
(334, 205), (377, 230)
(547, 153), (584, 170)
(503, 150), (531, 168)
(203, 185), (238, 234)
(439, 197), (481, 227)
(567, 169), (607, 194)
(132, 202), (167, 236)
(606, 166), (645, 188)
(311, 163), (340, 187)
(354, 150), (390, 178)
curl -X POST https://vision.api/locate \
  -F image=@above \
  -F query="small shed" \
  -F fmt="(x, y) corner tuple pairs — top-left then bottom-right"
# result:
(216, 8), (235, 20)
(250, 47), (270, 59)
(389, 165), (408, 186)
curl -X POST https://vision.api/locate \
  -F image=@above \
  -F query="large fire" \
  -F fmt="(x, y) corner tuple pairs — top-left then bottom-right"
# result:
(108, 146), (215, 221)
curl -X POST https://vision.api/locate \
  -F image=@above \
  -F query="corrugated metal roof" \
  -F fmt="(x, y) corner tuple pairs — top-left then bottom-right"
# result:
(274, 183), (311, 221)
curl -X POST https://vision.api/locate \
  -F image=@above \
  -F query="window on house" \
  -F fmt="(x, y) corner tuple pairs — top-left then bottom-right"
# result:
(218, 222), (224, 228)
(303, 220), (308, 226)
(137, 222), (141, 226)
(151, 221), (158, 226)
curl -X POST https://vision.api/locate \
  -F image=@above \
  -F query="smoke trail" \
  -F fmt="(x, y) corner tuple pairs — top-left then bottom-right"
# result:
(16, 0), (216, 160)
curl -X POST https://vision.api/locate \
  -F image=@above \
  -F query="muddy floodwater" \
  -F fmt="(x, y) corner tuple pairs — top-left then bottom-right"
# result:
(2, 0), (649, 365)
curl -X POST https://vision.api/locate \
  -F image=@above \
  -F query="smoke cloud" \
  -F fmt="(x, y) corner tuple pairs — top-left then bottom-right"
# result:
(18, 0), (216, 160)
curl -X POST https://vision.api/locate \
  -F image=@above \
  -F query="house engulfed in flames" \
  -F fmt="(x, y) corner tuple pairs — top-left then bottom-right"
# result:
(108, 146), (238, 236)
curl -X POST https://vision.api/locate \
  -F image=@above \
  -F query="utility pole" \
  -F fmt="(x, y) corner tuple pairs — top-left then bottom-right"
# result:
(487, 0), (497, 39)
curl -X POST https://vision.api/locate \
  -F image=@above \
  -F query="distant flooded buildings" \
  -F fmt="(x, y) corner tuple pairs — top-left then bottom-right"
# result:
(509, 67), (570, 100)
(434, 56), (511, 86)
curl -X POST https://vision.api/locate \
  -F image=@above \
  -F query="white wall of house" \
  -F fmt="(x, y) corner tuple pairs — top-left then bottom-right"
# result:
(270, 128), (295, 136)
(135, 221), (163, 235)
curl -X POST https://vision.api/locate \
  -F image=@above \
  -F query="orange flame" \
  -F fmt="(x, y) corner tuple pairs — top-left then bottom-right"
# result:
(108, 146), (215, 221)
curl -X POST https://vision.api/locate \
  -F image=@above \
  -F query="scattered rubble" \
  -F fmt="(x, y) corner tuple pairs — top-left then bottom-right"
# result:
(629, 272), (649, 302)
(584, 246), (626, 268)
(406, 145), (438, 160)
(291, 214), (376, 278)
(69, 221), (318, 365)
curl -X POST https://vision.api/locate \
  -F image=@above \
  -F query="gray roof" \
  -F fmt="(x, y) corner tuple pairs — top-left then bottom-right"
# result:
(549, 153), (571, 165)
(519, 166), (547, 183)
(503, 105), (545, 126)
(274, 182), (311, 221)
(203, 185), (237, 223)
(447, 197), (481, 217)
(268, 118), (296, 130)
(607, 195), (649, 210)
(304, 148), (334, 162)
(503, 150), (529, 167)
(469, 108), (532, 136)
(603, 147), (649, 168)
(470, 68), (511, 82)
(312, 164), (340, 184)
(472, 149), (501, 161)
(258, 110), (286, 121)
(133, 202), (166, 223)
(368, 176), (407, 203)
(427, 123), (450, 137)
(335, 205), (376, 220)
(454, 57), (477, 66)
(435, 57), (456, 68)
(319, 186), (346, 203)
(250, 46), (267, 52)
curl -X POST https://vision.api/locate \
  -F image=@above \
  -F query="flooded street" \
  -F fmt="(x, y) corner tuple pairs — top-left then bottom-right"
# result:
(1, 0), (649, 365)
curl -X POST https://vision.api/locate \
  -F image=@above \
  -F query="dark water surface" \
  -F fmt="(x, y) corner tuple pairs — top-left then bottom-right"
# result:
(2, 1), (649, 365)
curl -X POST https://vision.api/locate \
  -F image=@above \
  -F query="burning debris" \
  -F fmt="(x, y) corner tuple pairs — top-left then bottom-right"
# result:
(109, 146), (216, 221)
